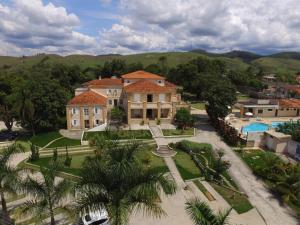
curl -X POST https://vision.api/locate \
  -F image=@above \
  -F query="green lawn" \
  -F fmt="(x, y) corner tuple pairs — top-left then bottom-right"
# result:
(162, 128), (194, 136)
(237, 149), (268, 168)
(174, 150), (201, 180)
(30, 145), (168, 176)
(83, 130), (152, 141)
(191, 102), (206, 110)
(47, 137), (81, 148)
(30, 131), (62, 147)
(210, 182), (253, 214)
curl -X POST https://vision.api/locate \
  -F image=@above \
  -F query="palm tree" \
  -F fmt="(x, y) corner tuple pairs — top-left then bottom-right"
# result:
(17, 161), (74, 225)
(77, 141), (176, 225)
(186, 199), (232, 225)
(275, 165), (300, 205)
(0, 143), (24, 225)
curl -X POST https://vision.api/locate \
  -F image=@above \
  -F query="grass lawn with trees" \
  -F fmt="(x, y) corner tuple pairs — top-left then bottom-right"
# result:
(83, 130), (152, 141)
(162, 128), (194, 136)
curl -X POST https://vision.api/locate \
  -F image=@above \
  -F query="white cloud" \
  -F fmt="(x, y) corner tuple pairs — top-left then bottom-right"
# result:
(99, 0), (300, 54)
(0, 0), (98, 56)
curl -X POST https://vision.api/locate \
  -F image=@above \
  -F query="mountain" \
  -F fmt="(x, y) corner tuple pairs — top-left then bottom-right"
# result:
(269, 52), (300, 60)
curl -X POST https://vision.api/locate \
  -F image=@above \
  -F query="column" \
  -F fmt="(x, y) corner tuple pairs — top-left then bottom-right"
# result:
(66, 107), (71, 130)
(80, 106), (84, 129)
(89, 106), (94, 128)
(127, 101), (131, 124)
(143, 101), (147, 122)
(157, 102), (161, 120)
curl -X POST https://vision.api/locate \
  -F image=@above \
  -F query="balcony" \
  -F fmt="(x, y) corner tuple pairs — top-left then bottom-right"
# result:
(130, 101), (173, 109)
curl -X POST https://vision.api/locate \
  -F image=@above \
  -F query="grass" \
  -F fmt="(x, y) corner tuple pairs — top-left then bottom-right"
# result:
(237, 149), (267, 168)
(162, 128), (194, 136)
(30, 131), (62, 147)
(30, 145), (168, 176)
(174, 150), (201, 180)
(210, 182), (253, 214)
(83, 130), (152, 140)
(47, 137), (81, 148)
(190, 102), (206, 110)
(194, 180), (215, 201)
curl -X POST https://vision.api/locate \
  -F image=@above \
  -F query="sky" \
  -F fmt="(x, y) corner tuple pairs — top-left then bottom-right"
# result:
(0, 0), (300, 56)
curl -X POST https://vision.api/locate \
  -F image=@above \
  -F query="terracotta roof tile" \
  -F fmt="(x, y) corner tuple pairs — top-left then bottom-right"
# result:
(124, 80), (172, 93)
(279, 99), (300, 108)
(165, 81), (177, 88)
(68, 91), (107, 105)
(83, 78), (122, 87)
(121, 70), (165, 80)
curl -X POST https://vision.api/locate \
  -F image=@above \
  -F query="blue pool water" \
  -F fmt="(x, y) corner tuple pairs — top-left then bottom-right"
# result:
(242, 122), (269, 133)
(243, 121), (285, 134)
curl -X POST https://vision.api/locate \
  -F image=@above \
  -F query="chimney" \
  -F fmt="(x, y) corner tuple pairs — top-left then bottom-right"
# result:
(98, 76), (101, 80)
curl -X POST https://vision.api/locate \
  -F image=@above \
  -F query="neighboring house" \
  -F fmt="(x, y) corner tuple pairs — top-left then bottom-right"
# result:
(66, 71), (189, 130)
(240, 99), (300, 117)
(276, 84), (300, 99)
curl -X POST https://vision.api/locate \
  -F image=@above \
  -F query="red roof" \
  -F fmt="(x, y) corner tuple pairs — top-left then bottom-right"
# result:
(68, 91), (107, 105)
(278, 99), (300, 108)
(165, 81), (177, 88)
(124, 80), (173, 93)
(121, 70), (165, 80)
(83, 78), (122, 87)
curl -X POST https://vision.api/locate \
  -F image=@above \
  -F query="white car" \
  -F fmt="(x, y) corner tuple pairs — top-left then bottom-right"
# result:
(79, 209), (109, 225)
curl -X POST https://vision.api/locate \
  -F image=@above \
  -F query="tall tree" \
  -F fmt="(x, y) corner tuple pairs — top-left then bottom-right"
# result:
(0, 77), (15, 131)
(77, 141), (176, 225)
(186, 199), (231, 225)
(17, 162), (74, 225)
(0, 144), (24, 225)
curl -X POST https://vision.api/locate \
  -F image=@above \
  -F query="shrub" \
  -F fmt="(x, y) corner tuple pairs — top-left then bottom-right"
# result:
(53, 148), (58, 162)
(64, 146), (72, 167)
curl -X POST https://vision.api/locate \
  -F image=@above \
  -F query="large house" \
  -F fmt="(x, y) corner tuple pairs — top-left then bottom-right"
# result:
(66, 71), (189, 130)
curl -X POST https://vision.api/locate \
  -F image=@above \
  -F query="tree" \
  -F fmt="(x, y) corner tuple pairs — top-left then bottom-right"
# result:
(205, 80), (236, 121)
(175, 108), (194, 130)
(77, 141), (176, 225)
(110, 107), (124, 128)
(0, 144), (24, 225)
(0, 77), (15, 131)
(212, 150), (231, 181)
(185, 199), (231, 225)
(17, 162), (74, 225)
(158, 56), (168, 76)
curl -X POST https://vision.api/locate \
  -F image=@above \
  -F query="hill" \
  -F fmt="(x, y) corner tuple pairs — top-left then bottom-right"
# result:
(0, 51), (299, 77)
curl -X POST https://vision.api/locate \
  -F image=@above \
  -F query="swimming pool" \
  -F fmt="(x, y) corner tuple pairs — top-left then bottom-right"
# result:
(242, 122), (269, 133)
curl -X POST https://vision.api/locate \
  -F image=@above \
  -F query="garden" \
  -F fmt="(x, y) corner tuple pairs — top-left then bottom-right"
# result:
(83, 129), (152, 141)
(236, 148), (300, 216)
(162, 128), (194, 136)
(172, 140), (253, 213)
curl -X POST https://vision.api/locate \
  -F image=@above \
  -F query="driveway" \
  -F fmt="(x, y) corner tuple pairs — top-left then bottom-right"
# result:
(157, 123), (299, 225)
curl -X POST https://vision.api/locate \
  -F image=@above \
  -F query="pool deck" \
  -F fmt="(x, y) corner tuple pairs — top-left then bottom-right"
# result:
(227, 116), (300, 133)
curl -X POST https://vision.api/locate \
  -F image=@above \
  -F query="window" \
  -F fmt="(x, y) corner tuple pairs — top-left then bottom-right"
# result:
(158, 80), (162, 84)
(126, 80), (130, 83)
(95, 119), (100, 125)
(113, 90), (117, 96)
(258, 109), (263, 114)
(287, 108), (290, 111)
(114, 99), (118, 106)
(147, 94), (153, 102)
(84, 108), (89, 115)
(72, 120), (77, 126)
(268, 109), (273, 111)
(72, 108), (77, 115)
(94, 107), (100, 114)
(133, 93), (141, 102)
(109, 100), (113, 105)
(159, 93), (165, 102)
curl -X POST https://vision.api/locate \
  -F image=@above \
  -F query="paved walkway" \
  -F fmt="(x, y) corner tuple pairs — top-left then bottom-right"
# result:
(153, 123), (299, 225)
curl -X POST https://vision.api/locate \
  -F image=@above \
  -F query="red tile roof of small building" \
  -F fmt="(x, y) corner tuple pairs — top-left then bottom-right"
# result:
(124, 80), (173, 93)
(67, 91), (107, 105)
(278, 99), (300, 108)
(121, 70), (165, 80)
(83, 78), (122, 87)
(165, 81), (177, 88)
